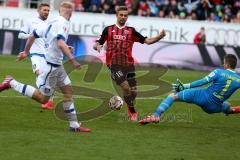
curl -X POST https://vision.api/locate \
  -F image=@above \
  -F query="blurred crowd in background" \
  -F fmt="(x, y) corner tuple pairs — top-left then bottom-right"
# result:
(72, 0), (240, 23)
(0, 0), (240, 23)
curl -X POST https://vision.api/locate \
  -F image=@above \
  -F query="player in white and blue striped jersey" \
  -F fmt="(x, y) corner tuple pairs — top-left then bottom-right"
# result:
(0, 2), (91, 132)
(18, 3), (55, 109)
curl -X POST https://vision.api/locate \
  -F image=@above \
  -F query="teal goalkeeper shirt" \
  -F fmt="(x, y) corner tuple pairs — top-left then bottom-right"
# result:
(185, 69), (240, 103)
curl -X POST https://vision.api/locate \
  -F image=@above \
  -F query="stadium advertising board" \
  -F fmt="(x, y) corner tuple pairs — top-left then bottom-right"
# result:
(1, 29), (240, 71)
(0, 7), (239, 46)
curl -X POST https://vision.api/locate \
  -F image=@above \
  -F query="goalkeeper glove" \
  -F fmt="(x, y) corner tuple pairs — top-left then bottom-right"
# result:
(172, 78), (185, 93)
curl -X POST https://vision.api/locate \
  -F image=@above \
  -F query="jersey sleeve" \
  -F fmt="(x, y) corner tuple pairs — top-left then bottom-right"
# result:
(132, 28), (147, 44)
(96, 27), (108, 45)
(18, 20), (30, 39)
(55, 22), (68, 41)
(185, 69), (218, 88)
(205, 69), (218, 82)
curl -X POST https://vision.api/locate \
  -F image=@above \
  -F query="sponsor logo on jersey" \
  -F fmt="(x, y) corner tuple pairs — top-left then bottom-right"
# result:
(113, 35), (126, 40)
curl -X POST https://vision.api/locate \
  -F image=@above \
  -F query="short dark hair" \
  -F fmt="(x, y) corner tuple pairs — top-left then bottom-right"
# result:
(38, 3), (50, 10)
(116, 6), (128, 14)
(224, 54), (237, 69)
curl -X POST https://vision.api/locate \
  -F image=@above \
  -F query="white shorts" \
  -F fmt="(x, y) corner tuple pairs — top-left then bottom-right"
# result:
(30, 54), (47, 74)
(36, 63), (71, 97)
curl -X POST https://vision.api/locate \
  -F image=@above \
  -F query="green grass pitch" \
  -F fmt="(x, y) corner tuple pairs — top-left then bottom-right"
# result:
(0, 55), (240, 160)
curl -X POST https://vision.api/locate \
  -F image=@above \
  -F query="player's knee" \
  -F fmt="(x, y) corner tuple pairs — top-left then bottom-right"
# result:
(35, 70), (40, 76)
(122, 85), (131, 94)
(63, 98), (73, 103)
(169, 93), (178, 100)
(169, 93), (175, 97)
(120, 81), (131, 93)
(131, 86), (137, 92)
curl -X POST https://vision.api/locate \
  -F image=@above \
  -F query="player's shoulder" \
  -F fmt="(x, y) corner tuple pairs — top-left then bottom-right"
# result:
(211, 68), (222, 74)
(46, 17), (63, 30)
(207, 68), (223, 79)
(230, 69), (240, 78)
(26, 18), (45, 29)
(125, 26), (135, 30)
(214, 68), (240, 78)
(31, 17), (44, 24)
(23, 17), (35, 25)
(104, 25), (114, 29)
(50, 16), (66, 25)
(47, 18), (58, 25)
(235, 72), (240, 79)
(100, 25), (114, 33)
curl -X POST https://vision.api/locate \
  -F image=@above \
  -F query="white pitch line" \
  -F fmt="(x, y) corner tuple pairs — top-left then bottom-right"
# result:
(0, 95), (163, 100)
(1, 95), (239, 101)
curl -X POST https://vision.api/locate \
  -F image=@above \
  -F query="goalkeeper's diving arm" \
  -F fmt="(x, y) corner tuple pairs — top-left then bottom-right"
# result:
(183, 77), (211, 89)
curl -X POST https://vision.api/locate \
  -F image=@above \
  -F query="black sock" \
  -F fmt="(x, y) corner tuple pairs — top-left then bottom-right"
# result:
(124, 95), (136, 113)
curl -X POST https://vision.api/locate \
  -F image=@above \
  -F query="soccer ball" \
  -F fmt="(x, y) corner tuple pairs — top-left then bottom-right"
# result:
(109, 96), (123, 110)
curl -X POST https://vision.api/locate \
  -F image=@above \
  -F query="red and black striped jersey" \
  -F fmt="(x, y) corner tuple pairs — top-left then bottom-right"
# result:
(96, 24), (146, 67)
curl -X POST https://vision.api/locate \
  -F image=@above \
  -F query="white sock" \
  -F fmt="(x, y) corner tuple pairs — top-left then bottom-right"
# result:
(69, 103), (80, 128)
(70, 121), (80, 128)
(10, 80), (36, 98)
(62, 101), (80, 128)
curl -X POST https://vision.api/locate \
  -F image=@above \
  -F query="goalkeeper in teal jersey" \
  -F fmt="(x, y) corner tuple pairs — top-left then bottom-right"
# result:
(139, 54), (240, 125)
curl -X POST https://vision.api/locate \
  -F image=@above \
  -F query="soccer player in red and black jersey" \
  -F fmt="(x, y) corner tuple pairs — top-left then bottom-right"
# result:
(93, 6), (166, 121)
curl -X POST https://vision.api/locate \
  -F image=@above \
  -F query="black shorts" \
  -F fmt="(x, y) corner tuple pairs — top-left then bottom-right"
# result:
(109, 65), (136, 87)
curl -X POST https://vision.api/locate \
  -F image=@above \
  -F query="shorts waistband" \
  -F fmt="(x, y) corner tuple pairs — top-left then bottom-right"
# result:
(29, 53), (45, 58)
(47, 61), (61, 67)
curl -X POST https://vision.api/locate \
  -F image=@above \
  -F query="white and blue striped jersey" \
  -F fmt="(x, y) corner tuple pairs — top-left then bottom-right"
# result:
(18, 17), (47, 55)
(33, 16), (70, 65)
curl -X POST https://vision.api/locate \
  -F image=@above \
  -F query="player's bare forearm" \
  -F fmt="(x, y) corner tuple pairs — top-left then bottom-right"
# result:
(68, 46), (74, 53)
(145, 29), (166, 45)
(145, 36), (161, 45)
(24, 33), (35, 54)
(16, 34), (34, 61)
(58, 40), (80, 69)
(58, 40), (74, 60)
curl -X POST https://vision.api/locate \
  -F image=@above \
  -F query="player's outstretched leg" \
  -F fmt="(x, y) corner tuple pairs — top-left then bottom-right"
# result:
(231, 106), (240, 113)
(119, 81), (138, 121)
(0, 76), (37, 98)
(221, 101), (240, 115)
(124, 94), (138, 121)
(0, 76), (13, 91)
(0, 76), (53, 105)
(62, 100), (91, 133)
(225, 106), (240, 115)
(139, 94), (176, 125)
(60, 85), (91, 133)
(35, 69), (55, 110)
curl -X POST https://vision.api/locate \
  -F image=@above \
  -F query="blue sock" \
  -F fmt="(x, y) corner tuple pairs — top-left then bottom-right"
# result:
(222, 101), (232, 114)
(152, 96), (174, 117)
